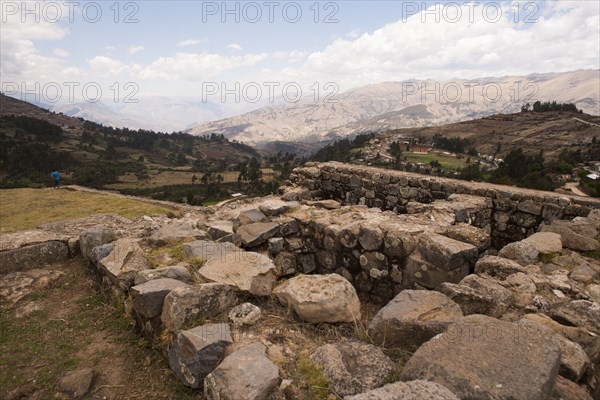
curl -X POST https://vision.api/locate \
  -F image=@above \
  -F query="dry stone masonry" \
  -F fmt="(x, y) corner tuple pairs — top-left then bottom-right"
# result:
(1, 163), (600, 399)
(290, 161), (600, 246)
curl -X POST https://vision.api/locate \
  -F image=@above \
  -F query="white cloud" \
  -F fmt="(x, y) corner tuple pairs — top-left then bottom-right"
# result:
(345, 29), (361, 39)
(139, 52), (268, 80)
(262, 1), (600, 91)
(0, 8), (68, 82)
(177, 39), (207, 47)
(272, 50), (308, 63)
(54, 48), (69, 58)
(128, 45), (145, 55)
(105, 46), (116, 52)
(227, 44), (243, 51)
(88, 56), (141, 76)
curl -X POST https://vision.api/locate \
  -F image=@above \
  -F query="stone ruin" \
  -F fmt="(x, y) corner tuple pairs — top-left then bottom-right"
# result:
(1, 162), (600, 399)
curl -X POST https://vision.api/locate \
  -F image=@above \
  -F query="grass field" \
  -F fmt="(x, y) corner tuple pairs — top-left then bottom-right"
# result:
(404, 152), (468, 170)
(0, 188), (172, 233)
(104, 169), (275, 190)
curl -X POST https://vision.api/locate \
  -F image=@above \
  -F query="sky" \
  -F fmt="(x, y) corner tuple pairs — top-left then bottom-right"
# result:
(1, 0), (599, 109)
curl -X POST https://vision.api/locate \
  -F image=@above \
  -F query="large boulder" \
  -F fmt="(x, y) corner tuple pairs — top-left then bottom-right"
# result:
(344, 380), (459, 400)
(198, 251), (277, 296)
(273, 274), (361, 323)
(400, 315), (561, 400)
(97, 238), (148, 289)
(418, 233), (478, 272)
(130, 278), (189, 319)
(498, 241), (539, 266)
(79, 225), (116, 261)
(368, 290), (463, 348)
(522, 232), (562, 255)
(234, 222), (280, 248)
(204, 342), (280, 400)
(167, 323), (233, 388)
(134, 265), (193, 285)
(516, 319), (590, 382)
(311, 341), (395, 397)
(457, 274), (514, 316)
(161, 283), (237, 332)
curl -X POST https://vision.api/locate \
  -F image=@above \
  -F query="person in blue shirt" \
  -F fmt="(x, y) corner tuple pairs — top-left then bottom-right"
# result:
(51, 169), (60, 189)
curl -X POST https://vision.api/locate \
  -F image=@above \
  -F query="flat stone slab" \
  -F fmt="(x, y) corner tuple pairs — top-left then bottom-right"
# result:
(0, 241), (70, 273)
(0, 230), (69, 252)
(199, 251), (277, 296)
(233, 222), (280, 247)
(148, 222), (204, 246)
(0, 268), (64, 304)
(205, 221), (234, 240)
(183, 240), (240, 261)
(400, 314), (561, 400)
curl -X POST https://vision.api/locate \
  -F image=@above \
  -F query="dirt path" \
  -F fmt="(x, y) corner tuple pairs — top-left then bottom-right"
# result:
(0, 257), (196, 400)
(564, 182), (590, 198)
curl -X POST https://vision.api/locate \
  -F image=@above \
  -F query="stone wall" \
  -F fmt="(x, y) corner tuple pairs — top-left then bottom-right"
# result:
(290, 162), (600, 247)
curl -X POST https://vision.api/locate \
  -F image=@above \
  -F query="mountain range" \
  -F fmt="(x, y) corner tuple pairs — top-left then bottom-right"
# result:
(4, 70), (598, 148)
(187, 69), (600, 147)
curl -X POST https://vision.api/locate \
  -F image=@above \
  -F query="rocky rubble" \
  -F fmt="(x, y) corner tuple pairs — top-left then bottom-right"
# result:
(2, 163), (600, 399)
